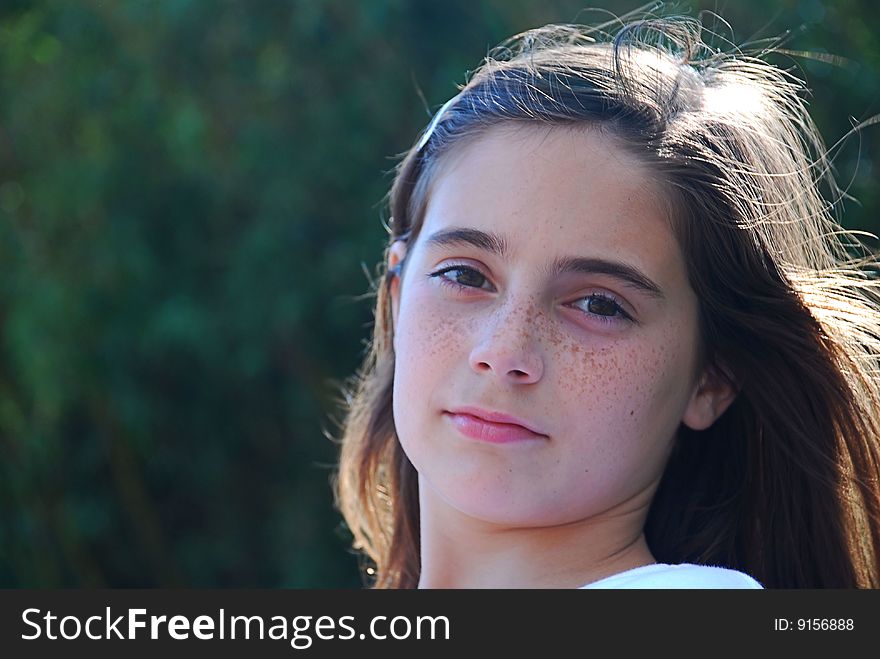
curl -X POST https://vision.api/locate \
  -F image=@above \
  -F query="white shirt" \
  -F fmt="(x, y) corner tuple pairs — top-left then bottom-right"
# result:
(579, 563), (764, 589)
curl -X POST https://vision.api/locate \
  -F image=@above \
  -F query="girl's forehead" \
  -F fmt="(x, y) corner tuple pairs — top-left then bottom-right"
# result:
(420, 124), (679, 272)
(434, 122), (654, 183)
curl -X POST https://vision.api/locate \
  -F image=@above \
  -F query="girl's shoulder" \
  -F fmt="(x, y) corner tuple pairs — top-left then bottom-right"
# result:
(579, 563), (764, 589)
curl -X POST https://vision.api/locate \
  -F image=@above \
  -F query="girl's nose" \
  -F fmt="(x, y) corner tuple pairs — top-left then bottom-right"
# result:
(467, 304), (545, 384)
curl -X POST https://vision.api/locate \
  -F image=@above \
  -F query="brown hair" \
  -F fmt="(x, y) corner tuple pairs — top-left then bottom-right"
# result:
(333, 15), (880, 588)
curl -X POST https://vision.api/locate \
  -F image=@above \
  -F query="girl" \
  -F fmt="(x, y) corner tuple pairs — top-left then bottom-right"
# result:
(333, 14), (880, 588)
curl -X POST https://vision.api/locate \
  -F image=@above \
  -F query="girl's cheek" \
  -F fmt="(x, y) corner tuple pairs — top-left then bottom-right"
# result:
(399, 284), (475, 360)
(612, 326), (697, 435)
(555, 332), (684, 430)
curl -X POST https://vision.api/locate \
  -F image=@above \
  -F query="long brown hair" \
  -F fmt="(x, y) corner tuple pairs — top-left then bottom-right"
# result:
(333, 14), (880, 588)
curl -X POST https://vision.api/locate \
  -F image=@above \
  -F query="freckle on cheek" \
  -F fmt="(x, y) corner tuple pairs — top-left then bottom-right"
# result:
(436, 320), (463, 355)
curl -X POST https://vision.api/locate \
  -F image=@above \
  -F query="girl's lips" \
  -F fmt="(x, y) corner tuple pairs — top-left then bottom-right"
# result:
(444, 411), (548, 444)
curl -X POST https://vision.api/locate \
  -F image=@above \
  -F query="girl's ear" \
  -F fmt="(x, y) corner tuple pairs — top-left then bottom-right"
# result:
(387, 240), (408, 330)
(681, 362), (738, 431)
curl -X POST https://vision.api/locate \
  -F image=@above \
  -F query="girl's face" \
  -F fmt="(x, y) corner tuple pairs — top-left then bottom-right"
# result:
(388, 124), (734, 526)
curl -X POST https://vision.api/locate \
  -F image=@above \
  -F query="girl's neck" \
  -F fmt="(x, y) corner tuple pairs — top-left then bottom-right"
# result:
(416, 484), (657, 589)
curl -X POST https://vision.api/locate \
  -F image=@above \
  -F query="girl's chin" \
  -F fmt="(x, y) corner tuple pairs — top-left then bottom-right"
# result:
(429, 486), (575, 527)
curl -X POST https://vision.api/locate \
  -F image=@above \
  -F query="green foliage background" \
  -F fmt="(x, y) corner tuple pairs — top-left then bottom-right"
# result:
(0, 0), (877, 587)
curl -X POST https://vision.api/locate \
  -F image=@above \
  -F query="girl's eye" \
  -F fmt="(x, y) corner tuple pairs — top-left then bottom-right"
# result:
(428, 264), (634, 326)
(428, 265), (492, 291)
(569, 293), (633, 326)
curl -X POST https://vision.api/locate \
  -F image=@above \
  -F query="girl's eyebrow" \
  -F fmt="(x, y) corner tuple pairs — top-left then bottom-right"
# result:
(423, 227), (666, 299)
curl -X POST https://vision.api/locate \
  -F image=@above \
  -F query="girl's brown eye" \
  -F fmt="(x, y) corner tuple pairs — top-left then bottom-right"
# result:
(450, 268), (486, 288)
(429, 265), (490, 291)
(587, 295), (619, 317)
(570, 292), (634, 326)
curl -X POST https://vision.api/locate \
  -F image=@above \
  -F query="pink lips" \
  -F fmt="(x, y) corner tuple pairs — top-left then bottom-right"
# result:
(444, 407), (548, 444)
